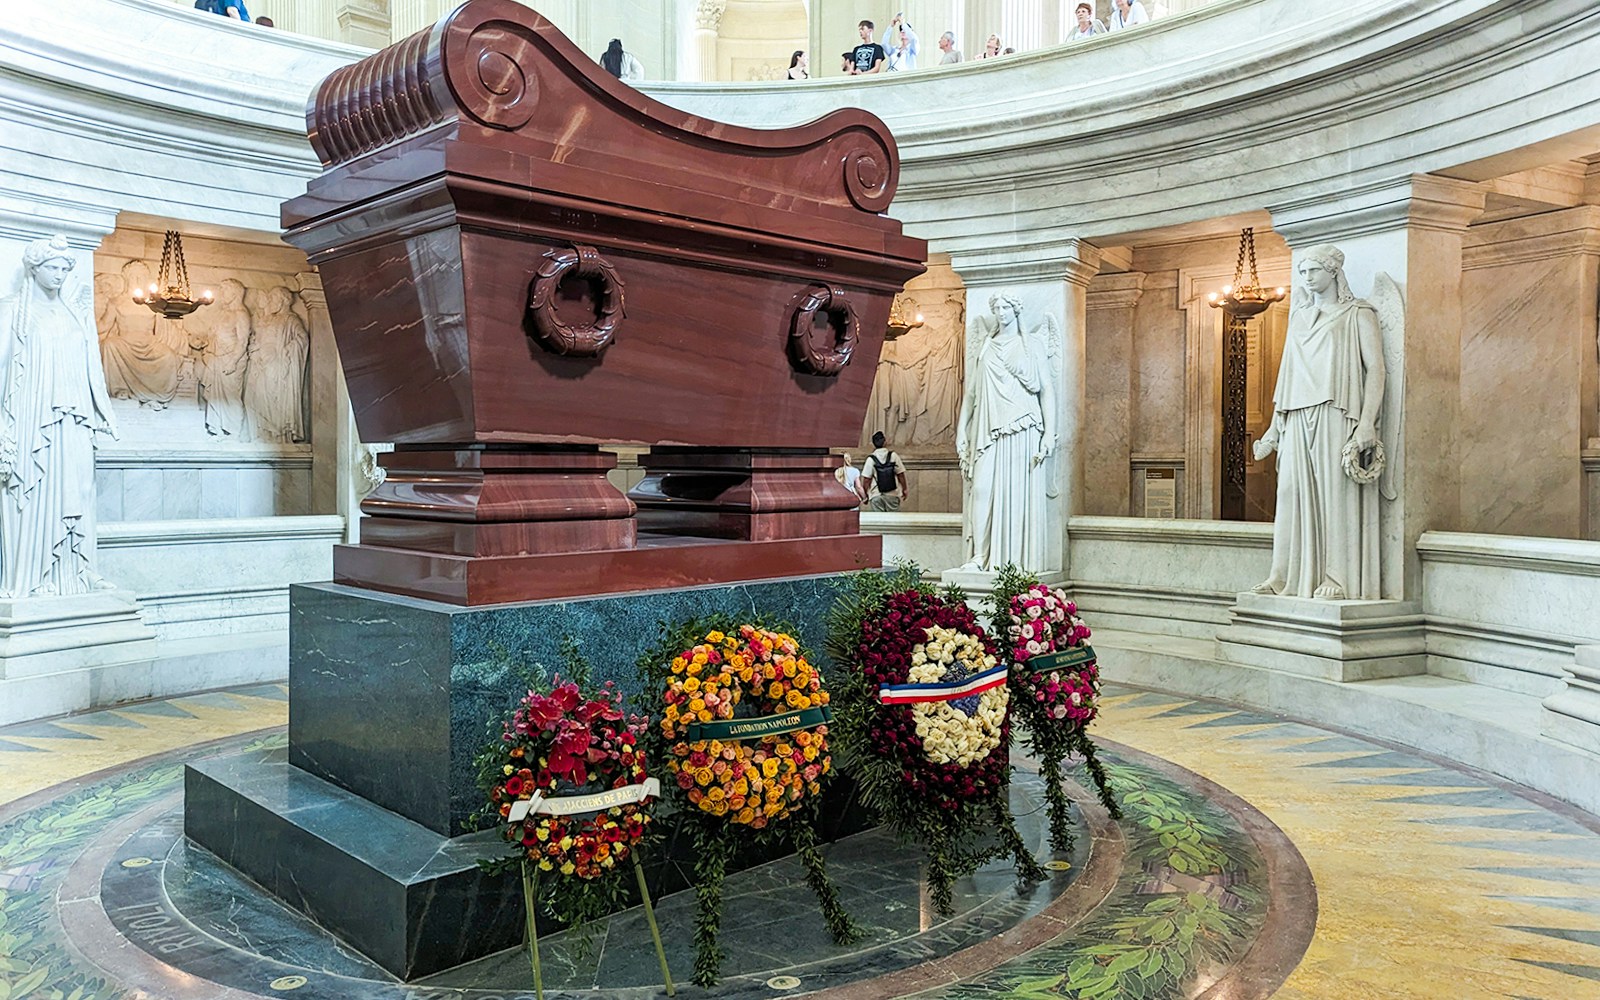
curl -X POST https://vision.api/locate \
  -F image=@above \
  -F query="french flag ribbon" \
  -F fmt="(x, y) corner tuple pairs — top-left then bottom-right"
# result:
(877, 664), (1008, 705)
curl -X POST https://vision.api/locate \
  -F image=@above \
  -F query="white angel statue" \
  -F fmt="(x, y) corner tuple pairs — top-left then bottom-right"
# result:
(1252, 245), (1404, 600)
(955, 293), (1059, 572)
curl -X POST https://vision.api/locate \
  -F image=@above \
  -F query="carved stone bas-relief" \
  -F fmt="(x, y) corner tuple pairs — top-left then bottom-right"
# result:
(102, 262), (181, 409)
(245, 286), (310, 443)
(94, 244), (313, 446)
(1251, 244), (1404, 600)
(194, 278), (252, 438)
(862, 292), (965, 448)
(0, 236), (118, 598)
(956, 293), (1059, 572)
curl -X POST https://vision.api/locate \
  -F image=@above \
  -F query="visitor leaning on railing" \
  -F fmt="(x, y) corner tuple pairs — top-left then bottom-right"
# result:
(193, 0), (249, 20)
(1068, 2), (1107, 40)
(1109, 0), (1150, 31)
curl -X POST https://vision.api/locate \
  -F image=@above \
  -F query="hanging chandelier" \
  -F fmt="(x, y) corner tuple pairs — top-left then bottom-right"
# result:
(130, 230), (213, 319)
(885, 293), (924, 339)
(1207, 227), (1284, 318)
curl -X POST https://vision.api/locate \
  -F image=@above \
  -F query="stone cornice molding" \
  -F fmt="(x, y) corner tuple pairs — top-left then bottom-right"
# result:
(1269, 174), (1488, 248)
(948, 240), (1102, 288)
(2, 0), (1596, 247)
(1085, 272), (1147, 311)
(0, 195), (116, 247)
(1462, 205), (1600, 270)
(652, 0), (1595, 250)
(1418, 530), (1600, 579)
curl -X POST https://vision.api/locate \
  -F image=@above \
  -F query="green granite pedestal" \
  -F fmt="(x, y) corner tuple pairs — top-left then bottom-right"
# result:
(184, 574), (867, 979)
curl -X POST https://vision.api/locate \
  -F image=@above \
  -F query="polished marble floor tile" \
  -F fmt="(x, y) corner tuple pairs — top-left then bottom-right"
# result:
(3, 680), (1599, 998)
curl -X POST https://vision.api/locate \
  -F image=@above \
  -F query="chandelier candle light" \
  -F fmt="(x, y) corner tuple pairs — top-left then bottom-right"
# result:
(1207, 227), (1285, 318)
(885, 292), (924, 339)
(130, 230), (213, 319)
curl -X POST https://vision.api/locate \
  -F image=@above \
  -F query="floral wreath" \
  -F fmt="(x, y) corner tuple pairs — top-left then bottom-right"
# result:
(660, 625), (831, 828)
(990, 567), (1120, 855)
(472, 673), (657, 945)
(641, 619), (858, 987)
(826, 566), (1044, 916)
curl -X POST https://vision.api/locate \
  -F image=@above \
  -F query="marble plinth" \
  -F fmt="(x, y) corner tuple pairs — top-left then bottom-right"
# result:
(1215, 593), (1426, 682)
(187, 572), (873, 979)
(1543, 645), (1600, 757)
(0, 589), (156, 678)
(0, 591), (159, 724)
(185, 748), (522, 979)
(288, 576), (859, 836)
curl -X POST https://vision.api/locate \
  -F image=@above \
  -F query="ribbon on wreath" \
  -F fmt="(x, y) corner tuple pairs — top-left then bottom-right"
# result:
(684, 705), (832, 744)
(506, 777), (661, 823)
(1021, 645), (1097, 678)
(877, 664), (1008, 705)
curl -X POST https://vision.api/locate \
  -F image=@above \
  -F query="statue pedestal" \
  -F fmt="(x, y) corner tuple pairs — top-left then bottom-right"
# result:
(1215, 592), (1425, 682)
(1542, 645), (1600, 756)
(185, 575), (869, 978)
(0, 591), (157, 725)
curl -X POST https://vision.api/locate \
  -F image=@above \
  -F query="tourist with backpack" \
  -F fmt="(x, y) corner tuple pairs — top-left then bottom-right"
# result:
(861, 430), (909, 511)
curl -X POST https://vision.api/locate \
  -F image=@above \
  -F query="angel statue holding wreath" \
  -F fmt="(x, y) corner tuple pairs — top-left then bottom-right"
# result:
(956, 293), (1060, 573)
(1252, 244), (1404, 601)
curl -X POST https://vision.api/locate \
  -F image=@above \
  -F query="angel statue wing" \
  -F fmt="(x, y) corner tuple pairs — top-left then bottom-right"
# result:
(1033, 313), (1063, 501)
(1367, 272), (1405, 502)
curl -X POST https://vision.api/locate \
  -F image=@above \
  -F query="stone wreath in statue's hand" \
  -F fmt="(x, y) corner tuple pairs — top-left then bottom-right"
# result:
(1252, 435), (1277, 461)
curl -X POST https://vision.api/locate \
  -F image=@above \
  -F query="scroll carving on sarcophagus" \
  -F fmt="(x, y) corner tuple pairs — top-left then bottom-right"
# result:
(283, 0), (927, 605)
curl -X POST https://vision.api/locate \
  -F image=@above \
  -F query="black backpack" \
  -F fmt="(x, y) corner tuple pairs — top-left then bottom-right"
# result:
(873, 452), (898, 494)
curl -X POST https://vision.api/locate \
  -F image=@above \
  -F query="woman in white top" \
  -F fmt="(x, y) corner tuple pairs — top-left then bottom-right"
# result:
(599, 39), (644, 81)
(1068, 2), (1106, 40)
(787, 50), (808, 79)
(977, 34), (1002, 59)
(1109, 0), (1149, 31)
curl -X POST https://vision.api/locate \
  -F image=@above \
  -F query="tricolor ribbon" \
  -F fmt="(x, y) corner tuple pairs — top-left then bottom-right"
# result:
(877, 664), (1008, 705)
(507, 777), (660, 823)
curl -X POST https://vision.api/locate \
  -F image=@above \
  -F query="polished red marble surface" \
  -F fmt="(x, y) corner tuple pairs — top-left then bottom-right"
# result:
(285, 0), (926, 600)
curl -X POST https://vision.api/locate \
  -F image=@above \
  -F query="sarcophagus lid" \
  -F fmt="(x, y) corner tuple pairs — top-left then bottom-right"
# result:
(283, 0), (927, 450)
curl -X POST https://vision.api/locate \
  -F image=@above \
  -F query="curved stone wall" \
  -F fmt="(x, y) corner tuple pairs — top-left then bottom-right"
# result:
(1, 0), (1598, 796)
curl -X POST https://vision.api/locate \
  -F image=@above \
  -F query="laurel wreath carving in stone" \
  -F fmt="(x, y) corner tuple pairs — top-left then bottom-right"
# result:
(1340, 437), (1386, 485)
(787, 284), (859, 377)
(526, 244), (626, 357)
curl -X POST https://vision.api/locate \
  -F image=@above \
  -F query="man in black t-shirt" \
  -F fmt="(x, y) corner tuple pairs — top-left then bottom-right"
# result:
(850, 20), (886, 75)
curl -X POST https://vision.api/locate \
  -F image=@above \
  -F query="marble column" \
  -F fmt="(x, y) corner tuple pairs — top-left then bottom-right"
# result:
(693, 0), (724, 81)
(1083, 272), (1145, 516)
(1216, 175), (1486, 681)
(942, 240), (1099, 592)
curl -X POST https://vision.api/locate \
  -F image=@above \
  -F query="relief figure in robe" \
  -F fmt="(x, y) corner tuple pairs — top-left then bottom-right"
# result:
(245, 286), (309, 443)
(100, 262), (181, 408)
(0, 236), (119, 597)
(1251, 244), (1389, 600)
(862, 293), (965, 447)
(193, 278), (251, 439)
(956, 294), (1057, 573)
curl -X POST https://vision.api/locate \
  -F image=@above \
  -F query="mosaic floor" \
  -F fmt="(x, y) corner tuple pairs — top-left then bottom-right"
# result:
(0, 682), (1597, 999)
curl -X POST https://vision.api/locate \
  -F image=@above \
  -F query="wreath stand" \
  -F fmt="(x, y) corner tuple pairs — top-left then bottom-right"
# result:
(519, 853), (675, 999)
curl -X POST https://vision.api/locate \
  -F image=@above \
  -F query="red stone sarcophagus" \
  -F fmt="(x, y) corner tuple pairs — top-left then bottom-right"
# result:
(283, 0), (926, 605)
